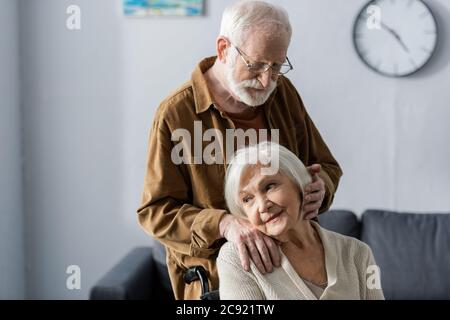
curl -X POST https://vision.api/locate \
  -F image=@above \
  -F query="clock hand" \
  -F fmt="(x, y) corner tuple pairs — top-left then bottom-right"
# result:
(380, 21), (410, 53)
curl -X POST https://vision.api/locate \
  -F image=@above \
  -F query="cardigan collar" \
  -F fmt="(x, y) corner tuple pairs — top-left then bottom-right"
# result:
(280, 221), (338, 300)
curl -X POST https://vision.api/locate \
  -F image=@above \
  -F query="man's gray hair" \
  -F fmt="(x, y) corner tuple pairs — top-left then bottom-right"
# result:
(220, 0), (292, 47)
(224, 141), (311, 217)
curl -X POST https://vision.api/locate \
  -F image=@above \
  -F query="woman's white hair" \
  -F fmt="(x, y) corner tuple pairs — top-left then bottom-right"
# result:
(220, 0), (292, 47)
(224, 141), (312, 217)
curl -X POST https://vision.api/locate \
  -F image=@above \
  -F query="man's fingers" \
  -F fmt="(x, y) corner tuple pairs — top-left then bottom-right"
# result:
(254, 236), (273, 273)
(303, 202), (321, 213)
(237, 242), (250, 272)
(304, 201), (321, 211)
(307, 164), (322, 175)
(263, 236), (281, 268)
(304, 181), (319, 194)
(246, 241), (266, 274)
(304, 191), (324, 203)
(305, 180), (324, 193)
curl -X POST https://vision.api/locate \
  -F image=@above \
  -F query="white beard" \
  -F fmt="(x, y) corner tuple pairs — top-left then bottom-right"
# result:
(224, 61), (277, 107)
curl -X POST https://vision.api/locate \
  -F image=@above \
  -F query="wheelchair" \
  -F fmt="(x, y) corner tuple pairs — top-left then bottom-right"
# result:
(184, 266), (220, 300)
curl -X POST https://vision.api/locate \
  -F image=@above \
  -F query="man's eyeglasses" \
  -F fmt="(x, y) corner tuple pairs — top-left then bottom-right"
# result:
(233, 45), (293, 76)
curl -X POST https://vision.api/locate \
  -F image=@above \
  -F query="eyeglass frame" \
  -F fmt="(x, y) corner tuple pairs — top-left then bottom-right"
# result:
(231, 44), (293, 76)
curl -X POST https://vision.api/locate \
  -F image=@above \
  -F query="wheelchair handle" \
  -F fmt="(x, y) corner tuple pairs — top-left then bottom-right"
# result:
(183, 266), (210, 296)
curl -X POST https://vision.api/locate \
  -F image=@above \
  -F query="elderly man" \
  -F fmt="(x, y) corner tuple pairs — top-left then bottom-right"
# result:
(137, 0), (343, 300)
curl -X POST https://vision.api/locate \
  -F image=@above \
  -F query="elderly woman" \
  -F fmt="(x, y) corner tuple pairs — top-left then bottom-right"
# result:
(217, 142), (384, 300)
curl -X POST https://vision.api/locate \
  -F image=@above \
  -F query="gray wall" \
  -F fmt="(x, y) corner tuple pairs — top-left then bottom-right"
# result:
(19, 0), (149, 299)
(9, 0), (450, 299)
(0, 0), (25, 299)
(281, 0), (450, 214)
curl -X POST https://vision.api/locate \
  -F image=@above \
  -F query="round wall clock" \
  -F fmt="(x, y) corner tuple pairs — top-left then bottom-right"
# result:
(353, 0), (438, 77)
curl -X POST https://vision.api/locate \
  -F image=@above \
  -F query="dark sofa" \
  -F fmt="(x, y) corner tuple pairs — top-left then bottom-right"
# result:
(90, 210), (450, 300)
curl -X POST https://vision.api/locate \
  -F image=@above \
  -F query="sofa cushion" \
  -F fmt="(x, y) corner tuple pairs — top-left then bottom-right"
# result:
(361, 210), (450, 300)
(152, 240), (173, 295)
(90, 247), (154, 300)
(318, 210), (361, 239)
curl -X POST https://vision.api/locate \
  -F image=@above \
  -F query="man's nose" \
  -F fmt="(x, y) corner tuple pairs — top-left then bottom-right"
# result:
(257, 69), (274, 89)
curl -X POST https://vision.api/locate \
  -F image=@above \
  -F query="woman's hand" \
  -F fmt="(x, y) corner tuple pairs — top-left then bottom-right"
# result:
(304, 164), (326, 220)
(219, 214), (281, 274)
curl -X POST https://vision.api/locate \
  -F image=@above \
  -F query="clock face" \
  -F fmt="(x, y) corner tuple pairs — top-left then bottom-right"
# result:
(353, 0), (438, 77)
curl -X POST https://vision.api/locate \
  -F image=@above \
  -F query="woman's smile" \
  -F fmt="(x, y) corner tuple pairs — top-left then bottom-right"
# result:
(264, 211), (283, 224)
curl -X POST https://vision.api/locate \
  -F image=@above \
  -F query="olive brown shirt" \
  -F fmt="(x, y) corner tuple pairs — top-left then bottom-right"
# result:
(137, 57), (343, 300)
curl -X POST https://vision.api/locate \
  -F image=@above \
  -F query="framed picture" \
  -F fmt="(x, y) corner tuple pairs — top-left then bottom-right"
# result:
(124, 0), (204, 17)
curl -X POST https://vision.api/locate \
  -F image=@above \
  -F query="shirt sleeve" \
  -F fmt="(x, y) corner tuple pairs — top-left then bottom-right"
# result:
(137, 115), (228, 259)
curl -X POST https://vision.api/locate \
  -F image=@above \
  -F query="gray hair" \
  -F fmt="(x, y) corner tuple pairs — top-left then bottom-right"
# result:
(220, 0), (292, 47)
(224, 141), (312, 217)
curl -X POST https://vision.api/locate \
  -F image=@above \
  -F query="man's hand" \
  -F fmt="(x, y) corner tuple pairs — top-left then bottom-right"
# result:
(304, 164), (326, 220)
(219, 214), (281, 274)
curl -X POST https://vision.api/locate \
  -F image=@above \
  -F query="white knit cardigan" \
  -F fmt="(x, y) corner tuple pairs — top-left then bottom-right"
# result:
(217, 221), (385, 300)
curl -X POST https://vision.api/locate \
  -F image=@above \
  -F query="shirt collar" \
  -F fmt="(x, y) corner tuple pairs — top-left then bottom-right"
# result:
(311, 221), (338, 290)
(191, 56), (217, 114)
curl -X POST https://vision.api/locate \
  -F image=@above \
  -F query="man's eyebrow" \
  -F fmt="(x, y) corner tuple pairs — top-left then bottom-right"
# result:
(248, 52), (286, 65)
(255, 59), (286, 66)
